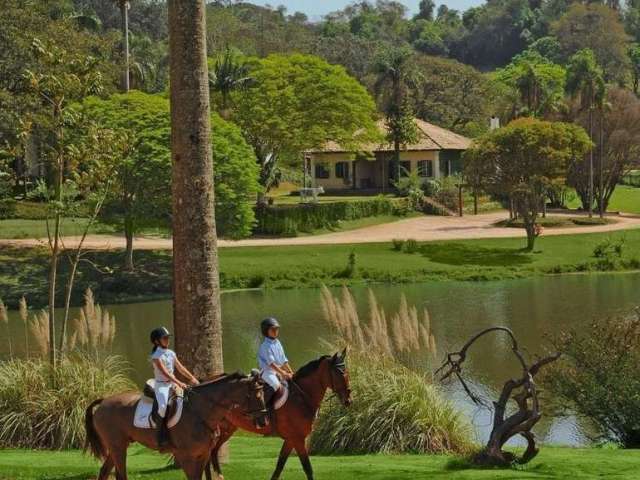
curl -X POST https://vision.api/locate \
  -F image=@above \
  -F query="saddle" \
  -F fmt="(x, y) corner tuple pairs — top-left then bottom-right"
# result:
(143, 379), (183, 427)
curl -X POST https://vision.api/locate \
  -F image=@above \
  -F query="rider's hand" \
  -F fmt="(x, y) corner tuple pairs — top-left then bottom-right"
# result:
(175, 380), (188, 390)
(284, 372), (293, 381)
(190, 377), (200, 386)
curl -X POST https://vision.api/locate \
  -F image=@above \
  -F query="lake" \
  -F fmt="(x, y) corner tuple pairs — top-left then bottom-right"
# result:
(3, 272), (639, 446)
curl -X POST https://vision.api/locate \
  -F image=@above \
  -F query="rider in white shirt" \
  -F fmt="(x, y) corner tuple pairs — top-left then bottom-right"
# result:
(149, 327), (199, 447)
(258, 318), (294, 404)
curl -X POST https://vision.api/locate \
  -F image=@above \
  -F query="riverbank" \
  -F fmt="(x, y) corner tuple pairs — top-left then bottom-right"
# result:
(0, 229), (638, 309)
(1, 436), (639, 479)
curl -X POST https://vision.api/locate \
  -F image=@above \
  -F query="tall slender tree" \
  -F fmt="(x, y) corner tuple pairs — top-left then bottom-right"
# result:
(373, 46), (419, 188)
(168, 0), (223, 379)
(566, 49), (605, 217)
(112, 0), (130, 92)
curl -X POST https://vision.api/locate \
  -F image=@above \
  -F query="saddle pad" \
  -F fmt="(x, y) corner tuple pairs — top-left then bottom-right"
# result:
(133, 396), (184, 430)
(274, 383), (289, 410)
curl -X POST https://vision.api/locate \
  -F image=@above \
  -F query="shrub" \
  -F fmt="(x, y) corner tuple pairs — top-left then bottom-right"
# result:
(391, 238), (405, 251)
(542, 309), (640, 447)
(0, 354), (134, 449)
(593, 237), (624, 259)
(254, 197), (408, 236)
(0, 198), (17, 219)
(403, 238), (419, 254)
(312, 286), (471, 454)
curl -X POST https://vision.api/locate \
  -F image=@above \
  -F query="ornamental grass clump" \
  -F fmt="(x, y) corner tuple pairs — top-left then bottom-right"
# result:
(311, 286), (471, 454)
(0, 354), (134, 449)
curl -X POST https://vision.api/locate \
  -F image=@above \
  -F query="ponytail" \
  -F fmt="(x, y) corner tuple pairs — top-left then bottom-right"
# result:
(151, 344), (158, 354)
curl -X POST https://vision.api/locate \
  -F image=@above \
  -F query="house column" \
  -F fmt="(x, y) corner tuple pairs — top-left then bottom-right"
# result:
(433, 151), (441, 179)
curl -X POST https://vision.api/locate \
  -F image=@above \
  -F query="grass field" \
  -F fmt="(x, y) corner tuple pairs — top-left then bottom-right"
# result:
(1, 436), (639, 479)
(1, 228), (639, 309)
(0, 218), (119, 239)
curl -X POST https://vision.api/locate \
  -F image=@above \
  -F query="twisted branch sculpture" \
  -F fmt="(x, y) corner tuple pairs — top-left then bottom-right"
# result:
(435, 327), (560, 465)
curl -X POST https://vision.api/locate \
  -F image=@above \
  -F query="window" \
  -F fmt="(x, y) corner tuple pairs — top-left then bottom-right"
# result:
(335, 161), (350, 179)
(315, 163), (330, 179)
(417, 160), (433, 178)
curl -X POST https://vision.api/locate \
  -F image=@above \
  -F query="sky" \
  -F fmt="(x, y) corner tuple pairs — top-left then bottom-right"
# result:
(244, 0), (484, 20)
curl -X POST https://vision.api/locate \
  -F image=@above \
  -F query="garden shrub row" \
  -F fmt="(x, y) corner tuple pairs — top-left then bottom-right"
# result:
(254, 197), (410, 236)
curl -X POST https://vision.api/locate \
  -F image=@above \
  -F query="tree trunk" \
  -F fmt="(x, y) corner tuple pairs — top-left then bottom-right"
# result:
(598, 108), (604, 219)
(168, 0), (223, 379)
(124, 215), (135, 271)
(120, 1), (130, 92)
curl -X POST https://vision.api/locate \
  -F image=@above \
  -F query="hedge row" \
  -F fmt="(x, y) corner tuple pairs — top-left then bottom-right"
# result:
(0, 199), (17, 219)
(254, 197), (410, 236)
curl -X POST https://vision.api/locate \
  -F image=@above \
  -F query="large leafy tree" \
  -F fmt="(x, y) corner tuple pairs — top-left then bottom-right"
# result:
(413, 55), (494, 135)
(566, 48), (606, 217)
(464, 118), (591, 250)
(552, 3), (630, 82)
(233, 53), (379, 195)
(80, 91), (260, 271)
(494, 51), (566, 119)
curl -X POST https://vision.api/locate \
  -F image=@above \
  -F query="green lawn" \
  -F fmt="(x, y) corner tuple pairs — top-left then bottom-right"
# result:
(567, 185), (640, 215)
(1, 436), (639, 479)
(1, 228), (639, 309)
(0, 218), (119, 239)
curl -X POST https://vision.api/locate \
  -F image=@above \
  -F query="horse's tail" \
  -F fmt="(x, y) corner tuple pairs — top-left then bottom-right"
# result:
(84, 398), (106, 460)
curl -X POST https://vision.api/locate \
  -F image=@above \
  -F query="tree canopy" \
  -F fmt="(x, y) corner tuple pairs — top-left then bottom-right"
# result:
(232, 53), (380, 191)
(464, 117), (591, 250)
(80, 91), (260, 240)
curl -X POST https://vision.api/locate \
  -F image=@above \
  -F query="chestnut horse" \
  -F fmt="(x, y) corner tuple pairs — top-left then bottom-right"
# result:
(85, 372), (267, 480)
(208, 350), (352, 480)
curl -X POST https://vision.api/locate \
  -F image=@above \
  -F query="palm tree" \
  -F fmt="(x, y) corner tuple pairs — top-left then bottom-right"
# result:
(168, 0), (223, 378)
(112, 0), (130, 92)
(373, 46), (419, 189)
(209, 47), (253, 113)
(566, 49), (605, 218)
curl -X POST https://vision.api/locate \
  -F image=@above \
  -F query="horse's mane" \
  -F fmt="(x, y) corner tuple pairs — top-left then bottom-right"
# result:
(293, 355), (331, 380)
(193, 371), (246, 390)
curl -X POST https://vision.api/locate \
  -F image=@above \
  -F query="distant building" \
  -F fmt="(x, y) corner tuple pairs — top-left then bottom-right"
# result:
(307, 119), (471, 193)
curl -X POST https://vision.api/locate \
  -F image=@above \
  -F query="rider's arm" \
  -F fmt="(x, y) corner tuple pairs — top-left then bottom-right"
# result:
(283, 362), (294, 374)
(270, 363), (292, 380)
(174, 358), (200, 385)
(153, 358), (187, 388)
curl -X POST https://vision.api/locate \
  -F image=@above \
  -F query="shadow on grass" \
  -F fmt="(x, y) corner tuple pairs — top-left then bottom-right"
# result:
(445, 456), (547, 474)
(420, 243), (534, 267)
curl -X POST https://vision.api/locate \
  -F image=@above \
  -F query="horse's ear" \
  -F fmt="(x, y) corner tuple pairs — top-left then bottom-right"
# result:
(341, 347), (347, 359)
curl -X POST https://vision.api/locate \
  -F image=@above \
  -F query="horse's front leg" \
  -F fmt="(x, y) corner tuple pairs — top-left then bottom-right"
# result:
(270, 440), (293, 480)
(293, 439), (314, 480)
(178, 455), (207, 480)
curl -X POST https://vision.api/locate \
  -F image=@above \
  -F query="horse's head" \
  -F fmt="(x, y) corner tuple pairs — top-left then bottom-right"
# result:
(247, 370), (269, 428)
(327, 348), (352, 408)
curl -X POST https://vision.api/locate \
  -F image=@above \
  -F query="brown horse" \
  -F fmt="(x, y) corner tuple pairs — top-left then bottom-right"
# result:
(208, 350), (352, 480)
(85, 372), (267, 480)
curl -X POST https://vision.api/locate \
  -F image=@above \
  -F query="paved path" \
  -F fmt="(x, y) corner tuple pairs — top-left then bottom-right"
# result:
(1, 211), (639, 250)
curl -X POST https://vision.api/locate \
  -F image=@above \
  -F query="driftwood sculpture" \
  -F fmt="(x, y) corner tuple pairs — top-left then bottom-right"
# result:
(435, 327), (560, 465)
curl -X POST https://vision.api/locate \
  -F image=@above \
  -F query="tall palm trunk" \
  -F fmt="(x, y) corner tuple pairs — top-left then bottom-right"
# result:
(120, 1), (130, 92)
(588, 105), (593, 218)
(168, 0), (223, 379)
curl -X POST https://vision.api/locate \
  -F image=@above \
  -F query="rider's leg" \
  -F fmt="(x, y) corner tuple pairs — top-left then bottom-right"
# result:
(155, 382), (171, 447)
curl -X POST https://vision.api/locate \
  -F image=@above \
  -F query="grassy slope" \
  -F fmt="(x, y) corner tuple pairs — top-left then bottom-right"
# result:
(1, 436), (639, 479)
(1, 229), (639, 308)
(567, 185), (640, 215)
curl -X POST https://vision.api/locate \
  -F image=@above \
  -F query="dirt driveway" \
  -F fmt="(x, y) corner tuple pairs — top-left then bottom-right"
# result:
(2, 211), (639, 250)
